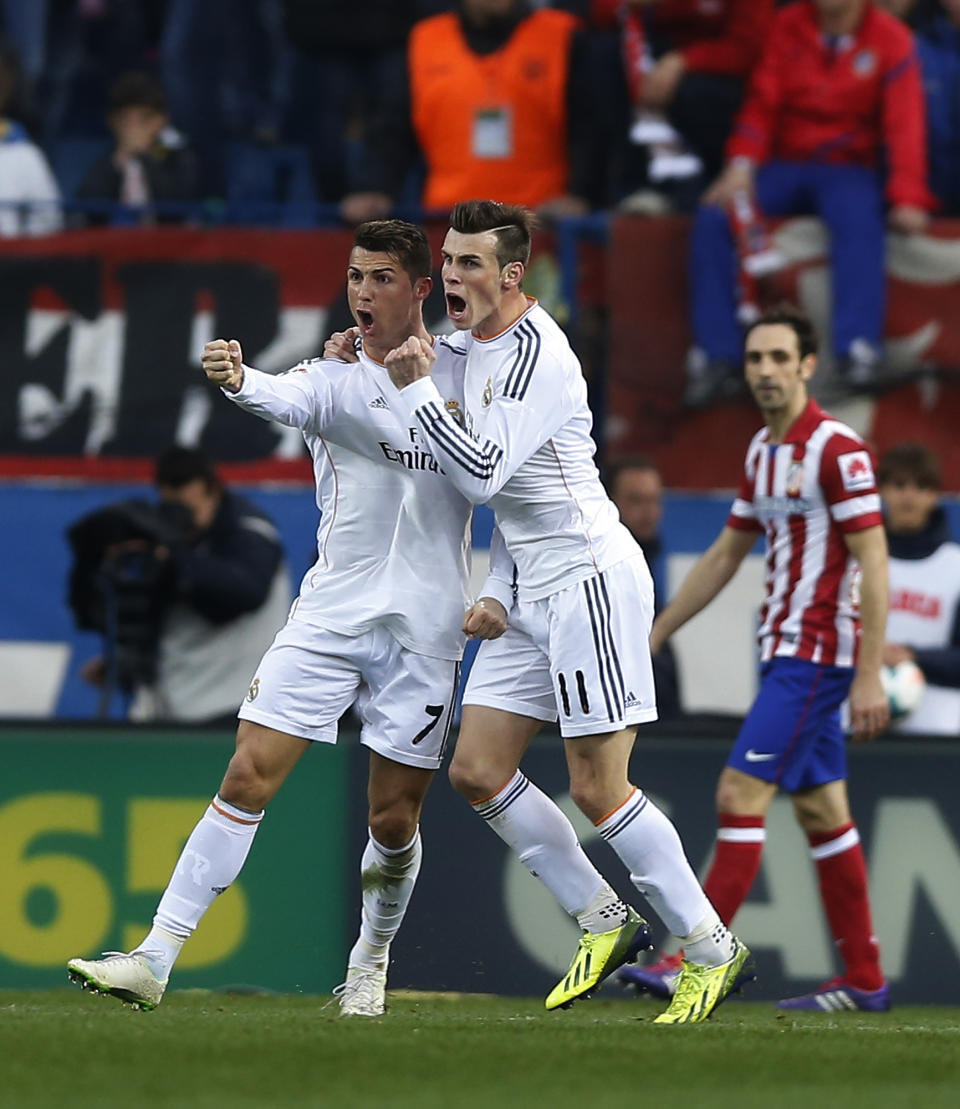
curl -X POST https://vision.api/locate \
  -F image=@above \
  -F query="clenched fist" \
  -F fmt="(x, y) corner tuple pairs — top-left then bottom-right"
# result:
(202, 339), (245, 393)
(463, 597), (508, 641)
(385, 335), (435, 389)
(324, 327), (360, 363)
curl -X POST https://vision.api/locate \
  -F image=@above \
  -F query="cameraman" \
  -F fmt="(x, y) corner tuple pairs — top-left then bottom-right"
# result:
(75, 447), (291, 724)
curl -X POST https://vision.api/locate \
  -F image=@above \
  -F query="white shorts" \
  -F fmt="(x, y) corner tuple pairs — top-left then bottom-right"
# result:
(238, 617), (460, 770)
(463, 556), (658, 738)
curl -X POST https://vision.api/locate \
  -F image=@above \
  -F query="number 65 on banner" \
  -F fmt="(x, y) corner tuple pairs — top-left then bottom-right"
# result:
(0, 794), (247, 970)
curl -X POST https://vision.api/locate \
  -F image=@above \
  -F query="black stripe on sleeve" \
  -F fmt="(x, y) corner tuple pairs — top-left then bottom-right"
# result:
(418, 401), (503, 480)
(503, 327), (531, 399)
(505, 322), (541, 402)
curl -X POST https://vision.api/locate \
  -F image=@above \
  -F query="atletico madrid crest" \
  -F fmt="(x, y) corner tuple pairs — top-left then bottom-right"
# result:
(786, 461), (805, 497)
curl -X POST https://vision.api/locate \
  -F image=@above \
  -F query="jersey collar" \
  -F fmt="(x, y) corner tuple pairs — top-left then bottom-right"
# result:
(361, 334), (435, 368)
(472, 297), (538, 343)
(781, 398), (826, 444)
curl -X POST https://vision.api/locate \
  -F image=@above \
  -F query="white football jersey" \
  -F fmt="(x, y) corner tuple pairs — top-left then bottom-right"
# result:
(399, 300), (638, 602)
(226, 337), (472, 660)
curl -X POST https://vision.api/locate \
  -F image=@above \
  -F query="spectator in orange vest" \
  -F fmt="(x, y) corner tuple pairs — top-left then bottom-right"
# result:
(342, 1), (596, 223)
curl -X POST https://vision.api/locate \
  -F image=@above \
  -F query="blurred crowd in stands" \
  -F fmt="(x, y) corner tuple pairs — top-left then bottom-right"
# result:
(0, 0), (957, 225)
(1, 0), (958, 396)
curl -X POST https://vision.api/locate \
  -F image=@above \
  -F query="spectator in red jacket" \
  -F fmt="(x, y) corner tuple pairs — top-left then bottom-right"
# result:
(686, 0), (934, 406)
(590, 0), (773, 210)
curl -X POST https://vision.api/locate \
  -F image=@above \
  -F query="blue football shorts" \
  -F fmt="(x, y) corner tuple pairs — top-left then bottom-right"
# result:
(727, 656), (855, 793)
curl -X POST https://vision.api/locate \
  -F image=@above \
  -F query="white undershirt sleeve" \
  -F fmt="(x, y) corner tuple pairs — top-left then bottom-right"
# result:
(224, 364), (334, 434)
(477, 524), (516, 612)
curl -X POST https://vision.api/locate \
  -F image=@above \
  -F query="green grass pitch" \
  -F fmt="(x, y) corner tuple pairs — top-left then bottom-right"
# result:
(1, 989), (958, 1109)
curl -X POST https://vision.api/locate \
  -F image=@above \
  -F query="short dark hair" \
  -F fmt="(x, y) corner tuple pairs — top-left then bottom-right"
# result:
(878, 442), (941, 490)
(449, 199), (536, 268)
(155, 446), (219, 490)
(353, 219), (432, 281)
(108, 71), (167, 115)
(604, 454), (661, 494)
(744, 303), (818, 361)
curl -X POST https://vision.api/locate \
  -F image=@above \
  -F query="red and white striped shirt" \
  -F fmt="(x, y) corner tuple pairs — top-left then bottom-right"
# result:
(727, 400), (882, 667)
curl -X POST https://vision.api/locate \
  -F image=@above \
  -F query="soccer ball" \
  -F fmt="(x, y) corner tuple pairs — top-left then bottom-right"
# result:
(880, 660), (926, 720)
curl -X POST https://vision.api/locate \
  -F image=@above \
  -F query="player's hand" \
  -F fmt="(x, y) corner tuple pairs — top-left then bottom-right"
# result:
(848, 669), (890, 743)
(202, 338), (244, 393)
(703, 160), (754, 208)
(323, 327), (360, 363)
(385, 335), (435, 389)
(641, 51), (686, 108)
(882, 642), (915, 667)
(888, 205), (928, 235)
(463, 598), (508, 641)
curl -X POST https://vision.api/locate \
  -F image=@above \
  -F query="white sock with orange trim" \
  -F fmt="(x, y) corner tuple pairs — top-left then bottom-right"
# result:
(472, 770), (625, 924)
(137, 794), (264, 979)
(596, 788), (719, 946)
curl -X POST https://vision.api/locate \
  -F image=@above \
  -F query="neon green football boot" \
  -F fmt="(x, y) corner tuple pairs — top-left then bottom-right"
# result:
(653, 938), (755, 1024)
(545, 907), (652, 1011)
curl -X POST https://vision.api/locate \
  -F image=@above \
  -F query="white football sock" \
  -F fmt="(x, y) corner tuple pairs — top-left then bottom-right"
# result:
(576, 886), (630, 934)
(682, 914), (737, 967)
(348, 830), (422, 972)
(597, 788), (715, 940)
(134, 925), (183, 981)
(138, 795), (263, 979)
(473, 771), (619, 920)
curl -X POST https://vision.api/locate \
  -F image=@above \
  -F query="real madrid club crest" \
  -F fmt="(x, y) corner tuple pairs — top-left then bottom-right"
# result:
(246, 677), (260, 702)
(786, 460), (804, 498)
(445, 399), (466, 428)
(482, 377), (493, 407)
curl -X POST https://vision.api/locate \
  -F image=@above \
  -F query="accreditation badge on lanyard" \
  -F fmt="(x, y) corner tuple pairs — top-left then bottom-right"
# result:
(473, 107), (513, 159)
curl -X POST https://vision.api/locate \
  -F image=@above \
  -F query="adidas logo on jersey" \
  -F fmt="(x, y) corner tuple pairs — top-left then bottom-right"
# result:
(624, 690), (640, 708)
(369, 395), (389, 410)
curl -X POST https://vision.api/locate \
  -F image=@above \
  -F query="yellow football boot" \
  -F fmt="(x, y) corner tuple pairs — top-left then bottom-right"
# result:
(545, 907), (652, 1011)
(653, 938), (755, 1024)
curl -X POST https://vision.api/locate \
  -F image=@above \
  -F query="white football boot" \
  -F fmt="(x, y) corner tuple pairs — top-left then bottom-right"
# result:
(333, 966), (387, 1017)
(67, 952), (168, 1010)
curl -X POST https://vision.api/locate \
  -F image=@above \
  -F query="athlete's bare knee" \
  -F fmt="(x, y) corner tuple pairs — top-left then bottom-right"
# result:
(715, 767), (774, 817)
(448, 754), (483, 800)
(448, 752), (504, 802)
(715, 778), (742, 814)
(792, 787), (848, 834)
(568, 777), (601, 818)
(369, 800), (420, 850)
(219, 749), (270, 811)
(218, 723), (298, 811)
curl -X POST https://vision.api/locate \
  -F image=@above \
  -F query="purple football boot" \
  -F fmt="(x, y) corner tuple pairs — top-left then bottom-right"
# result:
(777, 977), (891, 1012)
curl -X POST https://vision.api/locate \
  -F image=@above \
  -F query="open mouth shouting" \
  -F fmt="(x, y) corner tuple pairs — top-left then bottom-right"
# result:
(445, 292), (467, 323)
(356, 308), (375, 335)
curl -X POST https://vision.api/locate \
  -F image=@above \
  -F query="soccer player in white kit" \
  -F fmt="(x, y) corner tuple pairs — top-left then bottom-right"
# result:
(384, 199), (752, 1022)
(67, 220), (493, 1017)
